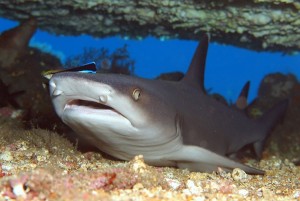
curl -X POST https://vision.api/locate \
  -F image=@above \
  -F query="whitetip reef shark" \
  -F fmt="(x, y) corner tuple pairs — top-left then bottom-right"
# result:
(48, 35), (288, 174)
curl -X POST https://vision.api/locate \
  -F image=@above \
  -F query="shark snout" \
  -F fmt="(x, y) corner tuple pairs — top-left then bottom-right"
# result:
(49, 74), (121, 120)
(48, 78), (68, 117)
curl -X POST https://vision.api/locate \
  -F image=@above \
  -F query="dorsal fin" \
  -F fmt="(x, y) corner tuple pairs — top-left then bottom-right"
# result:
(235, 81), (250, 110)
(181, 34), (209, 93)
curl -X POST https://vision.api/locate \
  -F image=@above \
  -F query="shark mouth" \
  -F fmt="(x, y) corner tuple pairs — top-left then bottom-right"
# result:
(67, 99), (112, 110)
(64, 99), (125, 118)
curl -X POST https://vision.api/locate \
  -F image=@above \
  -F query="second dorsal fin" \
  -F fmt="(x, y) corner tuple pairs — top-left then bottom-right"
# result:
(235, 81), (250, 110)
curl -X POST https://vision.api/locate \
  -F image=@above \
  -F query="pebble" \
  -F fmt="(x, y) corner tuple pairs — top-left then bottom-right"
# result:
(231, 168), (248, 182)
(238, 189), (249, 196)
(1, 163), (13, 171)
(0, 151), (13, 161)
(293, 190), (300, 199)
(185, 180), (203, 195)
(12, 183), (26, 198)
(166, 178), (181, 190)
(130, 155), (147, 174)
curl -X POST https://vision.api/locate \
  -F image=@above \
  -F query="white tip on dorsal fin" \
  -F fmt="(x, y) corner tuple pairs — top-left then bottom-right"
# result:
(181, 34), (209, 93)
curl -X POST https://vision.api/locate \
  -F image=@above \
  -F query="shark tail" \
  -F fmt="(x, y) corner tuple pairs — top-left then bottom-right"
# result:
(254, 99), (289, 158)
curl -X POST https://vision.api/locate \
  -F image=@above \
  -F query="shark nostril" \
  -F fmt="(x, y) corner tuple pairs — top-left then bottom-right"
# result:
(99, 95), (108, 103)
(52, 89), (63, 96)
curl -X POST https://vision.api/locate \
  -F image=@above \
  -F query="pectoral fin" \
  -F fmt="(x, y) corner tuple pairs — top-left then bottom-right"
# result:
(168, 145), (264, 174)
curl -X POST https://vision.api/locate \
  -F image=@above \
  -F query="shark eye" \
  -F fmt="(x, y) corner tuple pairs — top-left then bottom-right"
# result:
(132, 88), (141, 101)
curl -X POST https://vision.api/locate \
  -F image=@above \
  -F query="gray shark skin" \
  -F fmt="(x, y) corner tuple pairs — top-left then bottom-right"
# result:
(49, 35), (287, 174)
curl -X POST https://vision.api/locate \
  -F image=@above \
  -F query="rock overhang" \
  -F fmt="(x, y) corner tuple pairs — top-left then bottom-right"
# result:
(0, 0), (299, 53)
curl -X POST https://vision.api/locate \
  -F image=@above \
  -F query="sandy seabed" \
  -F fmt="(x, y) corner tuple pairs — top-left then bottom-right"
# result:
(0, 118), (299, 201)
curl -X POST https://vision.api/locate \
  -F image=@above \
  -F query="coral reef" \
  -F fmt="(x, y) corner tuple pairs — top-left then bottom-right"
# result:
(258, 73), (298, 106)
(0, 1), (300, 52)
(249, 73), (300, 163)
(0, 78), (24, 108)
(0, 19), (63, 129)
(0, 18), (37, 68)
(65, 45), (135, 75)
(1, 48), (63, 129)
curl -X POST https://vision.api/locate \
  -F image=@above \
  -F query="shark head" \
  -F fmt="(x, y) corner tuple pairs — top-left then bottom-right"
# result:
(49, 72), (182, 161)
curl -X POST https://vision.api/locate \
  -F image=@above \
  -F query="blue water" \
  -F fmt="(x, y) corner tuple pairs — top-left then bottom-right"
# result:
(1, 18), (299, 102)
